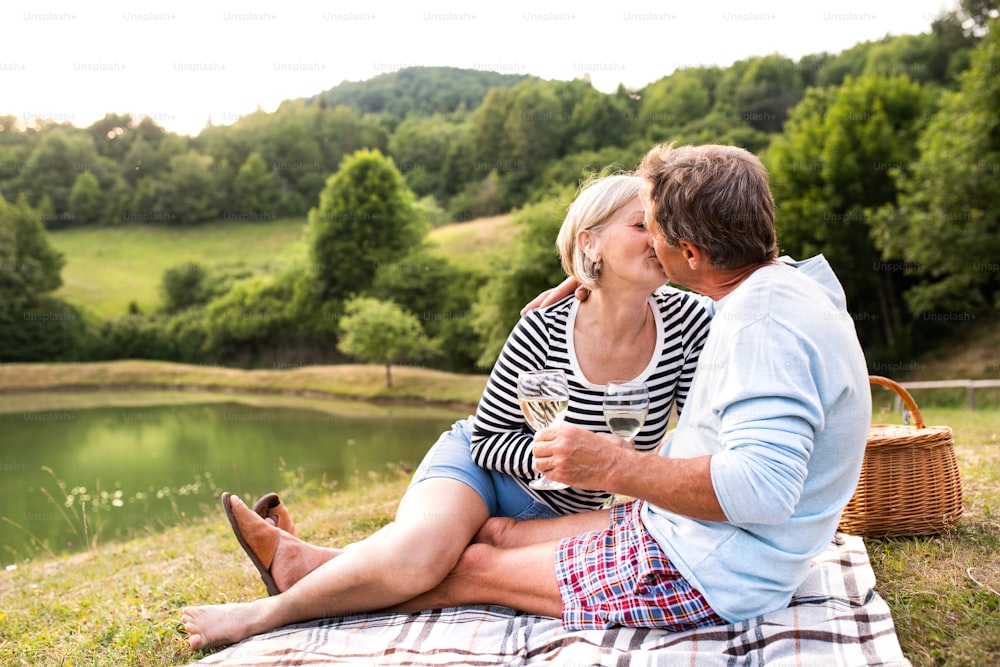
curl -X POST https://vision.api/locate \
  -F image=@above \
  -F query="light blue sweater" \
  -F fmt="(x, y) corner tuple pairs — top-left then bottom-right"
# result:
(641, 255), (871, 623)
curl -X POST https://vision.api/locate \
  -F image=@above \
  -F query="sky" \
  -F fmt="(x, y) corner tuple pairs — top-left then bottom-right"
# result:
(1, 0), (956, 137)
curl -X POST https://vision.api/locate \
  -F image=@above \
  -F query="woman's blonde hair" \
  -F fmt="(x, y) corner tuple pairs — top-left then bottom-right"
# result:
(556, 173), (644, 291)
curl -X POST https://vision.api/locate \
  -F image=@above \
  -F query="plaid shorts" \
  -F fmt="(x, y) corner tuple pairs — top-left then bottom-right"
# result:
(555, 499), (727, 631)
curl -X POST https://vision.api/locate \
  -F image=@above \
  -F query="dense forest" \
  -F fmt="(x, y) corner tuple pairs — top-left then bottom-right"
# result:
(1, 2), (998, 374)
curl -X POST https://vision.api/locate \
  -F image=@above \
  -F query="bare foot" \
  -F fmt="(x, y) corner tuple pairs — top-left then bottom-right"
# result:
(181, 602), (264, 650)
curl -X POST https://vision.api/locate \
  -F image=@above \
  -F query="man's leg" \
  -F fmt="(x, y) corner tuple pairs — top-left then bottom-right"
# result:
(391, 540), (564, 618)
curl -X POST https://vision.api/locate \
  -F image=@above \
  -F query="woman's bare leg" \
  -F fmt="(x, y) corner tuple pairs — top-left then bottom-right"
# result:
(182, 478), (489, 650)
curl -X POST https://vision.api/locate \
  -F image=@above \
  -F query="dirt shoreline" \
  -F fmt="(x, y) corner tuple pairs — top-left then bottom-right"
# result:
(0, 381), (478, 413)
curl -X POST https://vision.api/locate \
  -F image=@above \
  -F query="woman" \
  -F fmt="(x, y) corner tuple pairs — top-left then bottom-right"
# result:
(181, 173), (711, 650)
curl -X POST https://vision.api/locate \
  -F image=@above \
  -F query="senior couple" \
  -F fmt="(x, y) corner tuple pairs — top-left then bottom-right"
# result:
(182, 143), (871, 650)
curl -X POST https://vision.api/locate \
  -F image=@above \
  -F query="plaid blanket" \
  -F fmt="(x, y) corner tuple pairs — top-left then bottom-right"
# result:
(191, 533), (910, 666)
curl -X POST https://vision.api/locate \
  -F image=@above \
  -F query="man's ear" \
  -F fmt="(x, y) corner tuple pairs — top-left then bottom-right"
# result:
(676, 239), (705, 269)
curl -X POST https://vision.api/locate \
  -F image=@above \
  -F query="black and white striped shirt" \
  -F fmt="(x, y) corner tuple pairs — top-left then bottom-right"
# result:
(472, 288), (712, 515)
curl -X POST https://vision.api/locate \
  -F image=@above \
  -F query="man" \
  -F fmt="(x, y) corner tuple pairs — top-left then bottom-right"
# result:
(182, 144), (870, 647)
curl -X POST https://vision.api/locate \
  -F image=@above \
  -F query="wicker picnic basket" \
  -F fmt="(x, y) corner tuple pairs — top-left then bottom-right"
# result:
(837, 375), (964, 538)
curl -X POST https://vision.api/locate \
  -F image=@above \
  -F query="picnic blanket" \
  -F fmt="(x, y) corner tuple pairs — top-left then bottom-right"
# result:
(191, 533), (911, 666)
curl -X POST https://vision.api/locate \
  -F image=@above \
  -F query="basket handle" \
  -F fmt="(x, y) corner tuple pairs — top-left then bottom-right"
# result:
(870, 375), (925, 428)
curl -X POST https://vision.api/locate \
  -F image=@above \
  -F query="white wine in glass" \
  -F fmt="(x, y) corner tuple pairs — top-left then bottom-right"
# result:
(517, 369), (570, 490)
(603, 381), (650, 444)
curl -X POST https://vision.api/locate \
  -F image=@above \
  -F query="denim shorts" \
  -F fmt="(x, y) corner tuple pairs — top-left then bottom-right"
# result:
(409, 416), (559, 521)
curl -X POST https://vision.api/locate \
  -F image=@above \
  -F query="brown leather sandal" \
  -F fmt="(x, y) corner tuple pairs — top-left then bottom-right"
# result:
(251, 492), (298, 537)
(222, 492), (281, 596)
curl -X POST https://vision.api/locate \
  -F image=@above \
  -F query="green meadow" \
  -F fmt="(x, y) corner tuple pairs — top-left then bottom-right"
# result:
(49, 219), (310, 319)
(48, 215), (512, 320)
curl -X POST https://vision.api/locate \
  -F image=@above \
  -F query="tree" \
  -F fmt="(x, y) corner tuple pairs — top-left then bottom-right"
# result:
(122, 136), (162, 186)
(862, 23), (977, 87)
(307, 149), (426, 302)
(316, 66), (529, 120)
(0, 194), (87, 362)
(0, 193), (65, 312)
(568, 84), (637, 152)
(872, 17), (1000, 317)
(262, 112), (326, 211)
(15, 128), (102, 224)
(765, 74), (933, 357)
(388, 114), (465, 199)
(337, 296), (435, 387)
(715, 55), (803, 133)
(368, 246), (486, 372)
(640, 68), (716, 135)
(87, 112), (136, 161)
(959, 0), (999, 34)
(161, 262), (209, 313)
(447, 169), (507, 221)
(201, 275), (295, 363)
(68, 170), (104, 225)
(232, 152), (281, 219)
(158, 150), (222, 224)
(467, 88), (515, 175)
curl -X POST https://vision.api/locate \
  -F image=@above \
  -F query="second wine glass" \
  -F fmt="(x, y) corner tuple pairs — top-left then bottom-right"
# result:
(603, 380), (650, 445)
(517, 369), (570, 490)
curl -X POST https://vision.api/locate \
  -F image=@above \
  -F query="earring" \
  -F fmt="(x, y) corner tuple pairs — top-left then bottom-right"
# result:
(583, 255), (602, 280)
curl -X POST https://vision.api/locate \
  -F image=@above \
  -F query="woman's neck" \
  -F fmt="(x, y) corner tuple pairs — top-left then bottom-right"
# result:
(572, 287), (657, 385)
(576, 288), (651, 343)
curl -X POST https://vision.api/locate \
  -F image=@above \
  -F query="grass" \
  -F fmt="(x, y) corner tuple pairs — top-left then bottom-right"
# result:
(48, 219), (310, 319)
(47, 214), (515, 320)
(865, 407), (1000, 665)
(0, 468), (410, 667)
(0, 366), (997, 665)
(425, 214), (513, 272)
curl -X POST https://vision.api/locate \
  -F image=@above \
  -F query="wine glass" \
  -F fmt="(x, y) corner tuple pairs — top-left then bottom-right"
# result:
(603, 380), (649, 446)
(517, 369), (570, 490)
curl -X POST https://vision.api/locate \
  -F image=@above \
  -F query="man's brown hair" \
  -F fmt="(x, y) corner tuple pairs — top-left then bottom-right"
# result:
(637, 143), (778, 269)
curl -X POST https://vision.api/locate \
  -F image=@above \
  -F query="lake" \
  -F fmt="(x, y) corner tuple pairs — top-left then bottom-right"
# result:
(0, 394), (465, 564)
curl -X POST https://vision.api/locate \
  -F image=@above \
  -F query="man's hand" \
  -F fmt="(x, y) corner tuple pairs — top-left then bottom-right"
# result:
(535, 424), (727, 521)
(532, 425), (630, 490)
(520, 277), (589, 316)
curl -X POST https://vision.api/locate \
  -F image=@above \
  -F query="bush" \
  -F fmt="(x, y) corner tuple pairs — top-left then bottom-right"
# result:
(368, 247), (485, 372)
(89, 312), (174, 361)
(161, 262), (209, 313)
(0, 297), (91, 362)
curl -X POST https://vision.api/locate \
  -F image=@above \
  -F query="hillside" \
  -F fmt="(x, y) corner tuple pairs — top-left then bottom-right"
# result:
(48, 215), (515, 319)
(425, 214), (513, 271)
(307, 66), (533, 118)
(904, 314), (1000, 381)
(49, 219), (309, 319)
